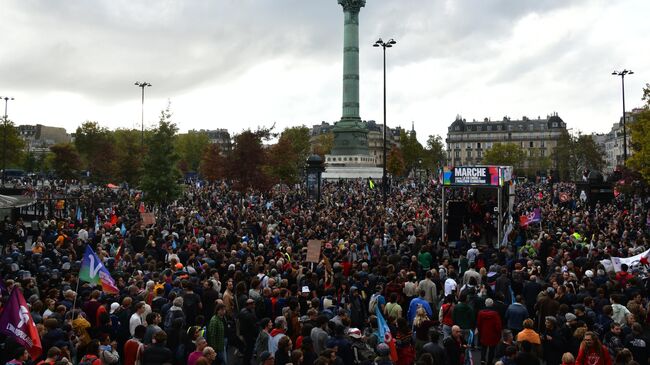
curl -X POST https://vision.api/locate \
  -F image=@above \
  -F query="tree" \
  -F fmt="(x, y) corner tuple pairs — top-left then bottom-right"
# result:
(74, 121), (116, 183)
(266, 135), (299, 184)
(399, 130), (424, 174)
(199, 143), (224, 182)
(1, 120), (25, 168)
(552, 130), (574, 180)
(282, 126), (311, 161)
(312, 132), (334, 157)
(422, 134), (446, 171)
(140, 108), (181, 205)
(113, 129), (143, 185)
(574, 134), (605, 172)
(49, 143), (81, 180)
(225, 129), (272, 191)
(386, 146), (406, 177)
(175, 130), (210, 174)
(482, 143), (526, 168)
(628, 83), (650, 182)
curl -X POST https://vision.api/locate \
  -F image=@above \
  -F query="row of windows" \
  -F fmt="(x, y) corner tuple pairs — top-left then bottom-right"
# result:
(326, 157), (374, 162)
(449, 140), (549, 149)
(453, 123), (559, 132)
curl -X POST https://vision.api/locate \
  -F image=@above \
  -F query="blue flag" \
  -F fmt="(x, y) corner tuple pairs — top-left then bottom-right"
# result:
(79, 246), (119, 294)
(76, 207), (82, 222)
(120, 223), (127, 236)
(95, 216), (100, 232)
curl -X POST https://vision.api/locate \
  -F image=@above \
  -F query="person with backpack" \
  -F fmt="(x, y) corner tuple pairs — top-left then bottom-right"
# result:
(164, 297), (186, 333)
(36, 346), (72, 365)
(439, 295), (455, 339)
(79, 340), (104, 365)
(368, 285), (386, 316)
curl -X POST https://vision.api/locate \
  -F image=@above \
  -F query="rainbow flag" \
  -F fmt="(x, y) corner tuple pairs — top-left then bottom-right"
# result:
(375, 301), (398, 362)
(80, 245), (119, 294)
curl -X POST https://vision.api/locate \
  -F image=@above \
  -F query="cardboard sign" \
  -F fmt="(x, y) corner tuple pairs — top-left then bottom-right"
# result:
(141, 213), (156, 226)
(306, 240), (323, 263)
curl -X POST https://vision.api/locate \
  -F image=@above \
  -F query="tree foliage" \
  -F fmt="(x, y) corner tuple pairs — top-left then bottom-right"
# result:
(175, 130), (210, 174)
(628, 83), (650, 182)
(386, 146), (405, 177)
(199, 143), (225, 183)
(226, 129), (272, 191)
(49, 143), (81, 180)
(113, 129), (143, 185)
(399, 130), (424, 174)
(267, 135), (299, 184)
(482, 143), (526, 167)
(1, 120), (25, 167)
(312, 132), (334, 157)
(422, 134), (446, 171)
(74, 121), (116, 183)
(552, 131), (605, 180)
(140, 108), (181, 205)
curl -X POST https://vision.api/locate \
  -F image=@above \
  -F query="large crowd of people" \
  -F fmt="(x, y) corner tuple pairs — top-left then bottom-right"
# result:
(1, 177), (649, 365)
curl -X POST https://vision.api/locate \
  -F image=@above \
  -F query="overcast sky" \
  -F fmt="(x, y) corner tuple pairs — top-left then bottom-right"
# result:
(1, 0), (648, 144)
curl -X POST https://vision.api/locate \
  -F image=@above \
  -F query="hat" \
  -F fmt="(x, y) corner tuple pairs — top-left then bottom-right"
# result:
(348, 328), (362, 339)
(471, 242), (477, 248)
(301, 286), (310, 294)
(565, 313), (577, 322)
(246, 299), (255, 305)
(546, 287), (555, 295)
(299, 315), (310, 323)
(259, 351), (273, 362)
(228, 264), (236, 271)
(584, 270), (594, 278)
(350, 286), (358, 292)
(110, 302), (119, 314)
(376, 343), (390, 356)
(175, 263), (183, 270)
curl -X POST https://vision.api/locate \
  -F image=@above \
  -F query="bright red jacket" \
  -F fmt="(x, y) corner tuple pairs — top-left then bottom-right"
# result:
(575, 345), (612, 365)
(476, 309), (502, 346)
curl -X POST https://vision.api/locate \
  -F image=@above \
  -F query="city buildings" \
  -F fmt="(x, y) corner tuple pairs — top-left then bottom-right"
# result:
(17, 124), (71, 154)
(445, 113), (568, 172)
(593, 108), (643, 172)
(194, 129), (232, 153)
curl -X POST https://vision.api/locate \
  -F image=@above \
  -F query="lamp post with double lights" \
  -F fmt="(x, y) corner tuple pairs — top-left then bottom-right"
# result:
(1, 96), (15, 186)
(612, 69), (633, 166)
(134, 81), (152, 148)
(373, 37), (396, 206)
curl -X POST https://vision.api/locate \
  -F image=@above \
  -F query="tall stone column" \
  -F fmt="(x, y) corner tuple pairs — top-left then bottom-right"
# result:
(331, 0), (369, 156)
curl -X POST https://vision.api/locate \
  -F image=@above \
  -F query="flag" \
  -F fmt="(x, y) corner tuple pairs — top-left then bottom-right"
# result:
(120, 223), (127, 236)
(375, 303), (398, 362)
(139, 202), (145, 213)
(519, 208), (541, 227)
(110, 214), (118, 226)
(368, 179), (375, 190)
(0, 288), (43, 359)
(80, 246), (119, 294)
(196, 213), (206, 224)
(114, 239), (125, 263)
(76, 207), (83, 223)
(95, 215), (100, 232)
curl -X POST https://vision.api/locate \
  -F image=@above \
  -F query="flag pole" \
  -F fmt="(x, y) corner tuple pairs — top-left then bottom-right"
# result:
(71, 274), (81, 320)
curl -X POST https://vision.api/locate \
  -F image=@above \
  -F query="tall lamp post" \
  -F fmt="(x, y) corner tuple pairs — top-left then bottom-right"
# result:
(1, 96), (15, 186)
(612, 69), (633, 166)
(373, 37), (396, 206)
(134, 81), (152, 147)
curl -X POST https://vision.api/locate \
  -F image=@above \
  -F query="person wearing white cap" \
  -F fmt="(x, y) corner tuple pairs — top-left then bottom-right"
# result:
(466, 242), (479, 264)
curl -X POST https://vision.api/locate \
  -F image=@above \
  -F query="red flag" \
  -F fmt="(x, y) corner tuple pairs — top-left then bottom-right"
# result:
(114, 239), (125, 263)
(0, 289), (43, 359)
(110, 214), (118, 226)
(139, 202), (145, 213)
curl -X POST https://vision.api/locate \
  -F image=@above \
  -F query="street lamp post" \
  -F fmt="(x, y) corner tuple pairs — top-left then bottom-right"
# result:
(373, 37), (396, 206)
(1, 96), (15, 186)
(612, 69), (633, 166)
(134, 81), (152, 147)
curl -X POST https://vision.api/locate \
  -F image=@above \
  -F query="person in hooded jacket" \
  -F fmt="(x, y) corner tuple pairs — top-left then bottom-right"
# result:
(476, 298), (502, 365)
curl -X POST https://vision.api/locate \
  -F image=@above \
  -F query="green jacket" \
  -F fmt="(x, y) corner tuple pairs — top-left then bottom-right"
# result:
(452, 302), (475, 329)
(207, 314), (225, 352)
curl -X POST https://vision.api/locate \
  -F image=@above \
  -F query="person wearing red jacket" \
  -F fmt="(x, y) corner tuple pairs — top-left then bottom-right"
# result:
(476, 298), (503, 365)
(575, 331), (612, 365)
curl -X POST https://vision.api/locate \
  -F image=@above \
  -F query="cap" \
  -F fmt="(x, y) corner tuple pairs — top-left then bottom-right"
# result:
(348, 328), (362, 338)
(471, 242), (477, 248)
(175, 263), (183, 270)
(565, 313), (577, 322)
(246, 299), (255, 305)
(584, 270), (594, 278)
(546, 287), (555, 295)
(299, 315), (310, 323)
(350, 286), (358, 292)
(259, 351), (273, 362)
(301, 286), (310, 294)
(110, 302), (120, 314)
(228, 264), (236, 271)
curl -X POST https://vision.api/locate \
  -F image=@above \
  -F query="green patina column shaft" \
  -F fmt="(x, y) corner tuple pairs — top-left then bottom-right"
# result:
(331, 0), (369, 156)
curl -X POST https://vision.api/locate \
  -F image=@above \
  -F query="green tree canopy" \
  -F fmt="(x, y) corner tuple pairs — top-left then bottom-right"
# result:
(1, 120), (25, 168)
(267, 135), (299, 184)
(226, 129), (272, 191)
(175, 130), (210, 174)
(421, 134), (446, 171)
(312, 132), (334, 157)
(49, 143), (81, 180)
(399, 130), (424, 174)
(482, 143), (526, 167)
(140, 108), (181, 205)
(628, 83), (650, 182)
(199, 143), (225, 183)
(74, 121), (115, 183)
(113, 129), (143, 185)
